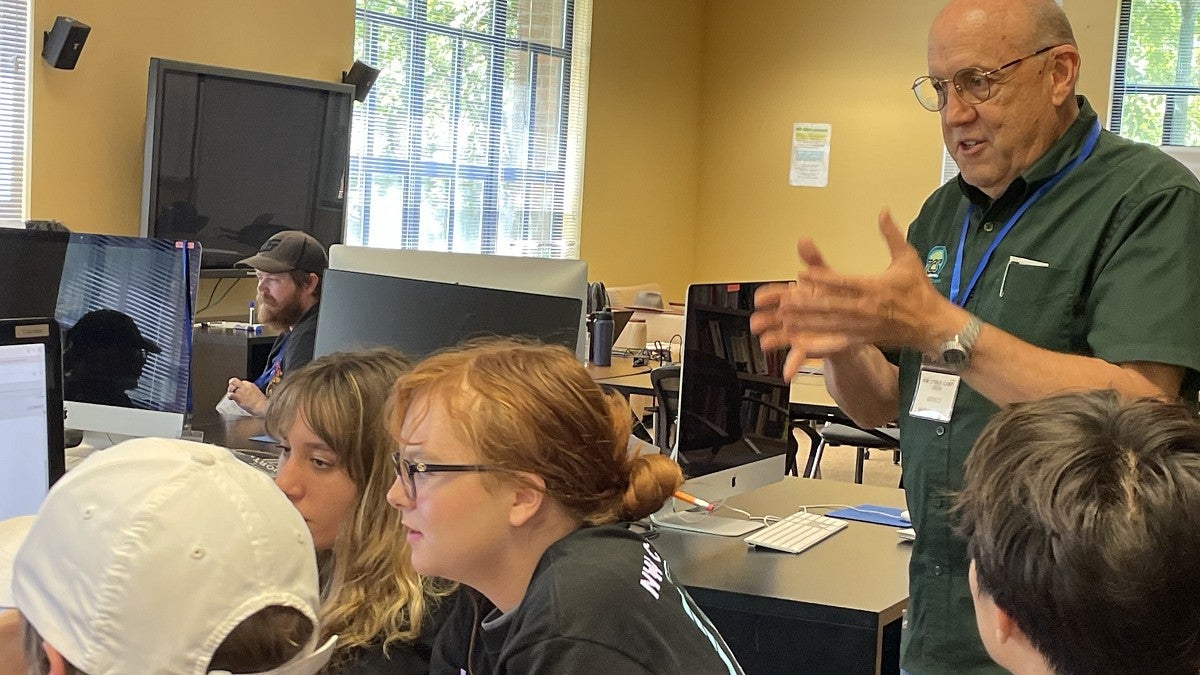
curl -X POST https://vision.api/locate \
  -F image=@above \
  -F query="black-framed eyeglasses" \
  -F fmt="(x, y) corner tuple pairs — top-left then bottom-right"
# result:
(911, 44), (1062, 112)
(390, 451), (495, 500)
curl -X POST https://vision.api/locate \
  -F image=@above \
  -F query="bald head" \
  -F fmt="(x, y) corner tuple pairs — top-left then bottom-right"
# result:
(925, 0), (1081, 199)
(932, 0), (1075, 55)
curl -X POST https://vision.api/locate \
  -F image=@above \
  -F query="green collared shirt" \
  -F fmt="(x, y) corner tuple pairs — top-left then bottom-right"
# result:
(898, 97), (1200, 674)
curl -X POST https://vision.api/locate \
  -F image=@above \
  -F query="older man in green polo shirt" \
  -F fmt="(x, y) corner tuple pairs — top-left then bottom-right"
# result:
(752, 0), (1200, 673)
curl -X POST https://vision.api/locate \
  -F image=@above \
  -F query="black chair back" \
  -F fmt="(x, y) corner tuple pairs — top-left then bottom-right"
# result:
(677, 350), (745, 456)
(649, 364), (680, 452)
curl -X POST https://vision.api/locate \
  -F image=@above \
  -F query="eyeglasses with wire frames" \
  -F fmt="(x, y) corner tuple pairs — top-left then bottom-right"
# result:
(911, 44), (1062, 112)
(390, 451), (496, 500)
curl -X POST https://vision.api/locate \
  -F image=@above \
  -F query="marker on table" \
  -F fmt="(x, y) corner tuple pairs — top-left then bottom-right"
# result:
(673, 490), (715, 512)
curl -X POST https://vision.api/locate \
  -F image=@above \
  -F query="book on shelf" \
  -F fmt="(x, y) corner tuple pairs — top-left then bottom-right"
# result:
(707, 320), (726, 361)
(749, 334), (769, 375)
(730, 331), (752, 372)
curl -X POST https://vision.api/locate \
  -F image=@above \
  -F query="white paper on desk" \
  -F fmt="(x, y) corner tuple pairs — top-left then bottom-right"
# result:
(216, 395), (253, 417)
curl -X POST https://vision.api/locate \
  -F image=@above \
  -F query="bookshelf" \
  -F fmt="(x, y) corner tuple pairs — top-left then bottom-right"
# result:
(682, 281), (791, 443)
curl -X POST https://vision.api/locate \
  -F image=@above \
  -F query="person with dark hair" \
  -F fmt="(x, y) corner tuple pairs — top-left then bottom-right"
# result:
(386, 339), (742, 673)
(751, 1), (1200, 671)
(1, 437), (337, 674)
(226, 230), (327, 416)
(267, 348), (455, 674)
(62, 308), (161, 408)
(954, 390), (1200, 675)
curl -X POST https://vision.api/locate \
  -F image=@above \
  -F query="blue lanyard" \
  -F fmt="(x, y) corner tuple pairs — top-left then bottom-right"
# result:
(948, 120), (1101, 307)
(254, 331), (290, 390)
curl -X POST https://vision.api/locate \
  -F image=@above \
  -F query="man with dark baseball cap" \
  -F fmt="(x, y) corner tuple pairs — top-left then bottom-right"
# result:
(225, 231), (327, 416)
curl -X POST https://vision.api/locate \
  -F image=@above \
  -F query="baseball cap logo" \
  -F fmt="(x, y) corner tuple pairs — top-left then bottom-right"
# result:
(259, 238), (282, 253)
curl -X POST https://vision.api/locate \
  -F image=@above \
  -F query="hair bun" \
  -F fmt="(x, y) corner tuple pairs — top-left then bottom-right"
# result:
(621, 454), (683, 521)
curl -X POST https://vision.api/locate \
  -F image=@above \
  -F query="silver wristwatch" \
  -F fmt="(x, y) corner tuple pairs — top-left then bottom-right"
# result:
(937, 314), (982, 372)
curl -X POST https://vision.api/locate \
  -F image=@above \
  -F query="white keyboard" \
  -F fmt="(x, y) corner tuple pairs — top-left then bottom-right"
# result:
(744, 510), (847, 554)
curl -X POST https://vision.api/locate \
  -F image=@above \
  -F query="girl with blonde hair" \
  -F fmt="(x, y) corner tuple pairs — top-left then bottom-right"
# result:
(267, 348), (452, 673)
(385, 339), (743, 673)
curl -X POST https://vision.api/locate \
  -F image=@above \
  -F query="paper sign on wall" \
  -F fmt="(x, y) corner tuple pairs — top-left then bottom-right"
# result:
(790, 122), (831, 187)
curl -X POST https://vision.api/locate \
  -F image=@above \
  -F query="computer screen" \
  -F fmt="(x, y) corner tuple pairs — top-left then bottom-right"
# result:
(322, 245), (589, 360)
(653, 281), (793, 536)
(140, 59), (352, 271)
(0, 229), (69, 320)
(0, 318), (65, 520)
(56, 235), (202, 440)
(314, 269), (582, 360)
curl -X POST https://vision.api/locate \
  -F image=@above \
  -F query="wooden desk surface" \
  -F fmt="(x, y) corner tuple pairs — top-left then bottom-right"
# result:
(584, 358), (656, 381)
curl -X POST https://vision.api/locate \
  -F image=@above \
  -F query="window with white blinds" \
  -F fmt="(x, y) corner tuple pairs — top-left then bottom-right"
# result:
(0, 0), (27, 227)
(1111, 0), (1200, 146)
(348, 0), (592, 259)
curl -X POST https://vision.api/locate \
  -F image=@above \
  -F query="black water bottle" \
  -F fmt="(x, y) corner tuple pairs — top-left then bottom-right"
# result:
(592, 309), (614, 366)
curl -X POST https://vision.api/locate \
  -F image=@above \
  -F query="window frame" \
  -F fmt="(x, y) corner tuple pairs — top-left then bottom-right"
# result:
(349, 0), (583, 258)
(0, 0), (29, 227)
(1109, 0), (1200, 146)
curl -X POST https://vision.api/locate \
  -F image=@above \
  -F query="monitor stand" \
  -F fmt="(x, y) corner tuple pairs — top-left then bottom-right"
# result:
(649, 501), (766, 537)
(64, 430), (140, 470)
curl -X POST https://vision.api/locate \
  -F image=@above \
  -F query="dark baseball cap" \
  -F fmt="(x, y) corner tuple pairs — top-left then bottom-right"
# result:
(66, 309), (162, 354)
(236, 231), (328, 275)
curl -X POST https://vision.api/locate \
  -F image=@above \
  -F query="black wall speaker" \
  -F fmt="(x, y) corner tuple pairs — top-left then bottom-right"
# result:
(43, 16), (91, 70)
(342, 60), (381, 102)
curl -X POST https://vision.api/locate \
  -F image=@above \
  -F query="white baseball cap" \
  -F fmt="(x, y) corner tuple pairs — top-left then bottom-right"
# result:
(9, 438), (335, 675)
(0, 514), (34, 608)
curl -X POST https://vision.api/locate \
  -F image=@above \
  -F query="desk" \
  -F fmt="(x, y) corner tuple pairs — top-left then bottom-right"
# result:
(588, 358), (841, 412)
(190, 326), (280, 425)
(584, 358), (656, 396)
(590, 359), (849, 473)
(788, 373), (844, 421)
(653, 477), (910, 674)
(192, 415), (271, 451)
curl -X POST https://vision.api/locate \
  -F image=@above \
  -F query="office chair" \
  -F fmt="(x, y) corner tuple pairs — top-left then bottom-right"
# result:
(649, 364), (680, 454)
(804, 423), (900, 484)
(671, 351), (794, 457)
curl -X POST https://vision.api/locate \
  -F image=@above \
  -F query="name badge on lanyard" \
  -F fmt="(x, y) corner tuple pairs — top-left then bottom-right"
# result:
(910, 365), (961, 422)
(909, 120), (1101, 424)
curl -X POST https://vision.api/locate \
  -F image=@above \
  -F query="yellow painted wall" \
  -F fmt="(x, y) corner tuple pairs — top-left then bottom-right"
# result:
(1065, 0), (1120, 117)
(692, 0), (1123, 284)
(695, 0), (942, 283)
(23, 1), (1122, 311)
(28, 0), (355, 317)
(580, 0), (703, 302)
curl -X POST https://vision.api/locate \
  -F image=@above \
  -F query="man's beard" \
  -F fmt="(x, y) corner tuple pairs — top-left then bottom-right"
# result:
(257, 292), (306, 329)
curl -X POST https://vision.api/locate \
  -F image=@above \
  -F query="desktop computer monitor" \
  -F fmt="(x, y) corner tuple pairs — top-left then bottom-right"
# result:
(0, 318), (65, 520)
(55, 235), (201, 441)
(0, 229), (69, 320)
(323, 245), (589, 360)
(652, 280), (793, 536)
(314, 269), (583, 360)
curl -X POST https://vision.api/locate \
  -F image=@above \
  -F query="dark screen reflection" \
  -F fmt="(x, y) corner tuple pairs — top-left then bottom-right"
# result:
(63, 309), (162, 407)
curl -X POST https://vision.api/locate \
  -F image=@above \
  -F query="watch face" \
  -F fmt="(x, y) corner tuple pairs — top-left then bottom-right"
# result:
(942, 346), (967, 366)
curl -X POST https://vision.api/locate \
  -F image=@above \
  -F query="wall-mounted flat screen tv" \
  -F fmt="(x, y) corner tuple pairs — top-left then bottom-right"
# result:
(139, 58), (353, 274)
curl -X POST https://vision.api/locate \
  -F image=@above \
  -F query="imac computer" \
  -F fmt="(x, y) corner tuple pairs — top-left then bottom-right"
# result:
(0, 318), (65, 520)
(652, 281), (793, 536)
(56, 234), (201, 443)
(314, 245), (589, 360)
(0, 229), (69, 320)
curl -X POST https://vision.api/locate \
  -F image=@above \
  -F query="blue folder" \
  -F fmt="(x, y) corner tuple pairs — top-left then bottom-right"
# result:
(825, 504), (910, 528)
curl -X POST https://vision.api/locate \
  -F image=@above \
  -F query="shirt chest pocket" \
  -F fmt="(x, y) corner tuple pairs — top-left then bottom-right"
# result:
(992, 263), (1081, 354)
